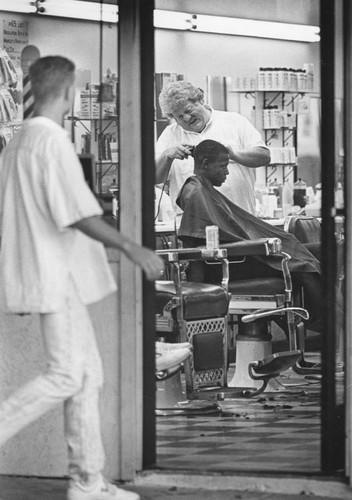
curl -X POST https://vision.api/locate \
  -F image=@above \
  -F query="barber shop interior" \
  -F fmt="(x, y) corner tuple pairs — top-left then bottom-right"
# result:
(0, 0), (352, 499)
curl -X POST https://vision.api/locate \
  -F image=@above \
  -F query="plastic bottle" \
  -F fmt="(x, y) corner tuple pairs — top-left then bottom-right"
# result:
(289, 68), (298, 92)
(109, 178), (119, 219)
(282, 68), (290, 91)
(265, 68), (273, 91)
(269, 177), (280, 198)
(282, 179), (293, 217)
(297, 69), (307, 92)
(260, 184), (270, 218)
(293, 178), (307, 207)
(272, 68), (280, 90)
(257, 67), (266, 91)
(315, 183), (322, 205)
(335, 181), (344, 209)
(267, 188), (278, 218)
(277, 181), (283, 208)
(303, 63), (314, 92)
(110, 139), (118, 162)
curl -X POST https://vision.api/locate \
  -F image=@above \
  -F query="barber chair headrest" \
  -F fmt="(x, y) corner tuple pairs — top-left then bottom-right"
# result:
(284, 216), (321, 243)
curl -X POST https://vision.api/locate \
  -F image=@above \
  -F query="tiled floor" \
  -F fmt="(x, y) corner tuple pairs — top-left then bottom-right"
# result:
(157, 362), (322, 474)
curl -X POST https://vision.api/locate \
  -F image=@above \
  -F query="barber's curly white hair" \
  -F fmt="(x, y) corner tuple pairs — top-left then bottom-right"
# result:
(158, 81), (205, 118)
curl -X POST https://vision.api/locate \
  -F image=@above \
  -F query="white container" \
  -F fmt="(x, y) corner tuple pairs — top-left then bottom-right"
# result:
(303, 63), (314, 92)
(282, 180), (293, 217)
(282, 68), (290, 91)
(206, 225), (219, 250)
(257, 68), (266, 91)
(289, 69), (298, 92)
(297, 69), (307, 92)
(335, 182), (344, 209)
(264, 68), (273, 91)
(263, 109), (271, 129)
(271, 108), (281, 129)
(110, 140), (118, 162)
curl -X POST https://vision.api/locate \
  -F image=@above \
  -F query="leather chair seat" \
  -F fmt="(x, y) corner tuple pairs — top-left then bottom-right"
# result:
(228, 277), (285, 296)
(156, 280), (229, 319)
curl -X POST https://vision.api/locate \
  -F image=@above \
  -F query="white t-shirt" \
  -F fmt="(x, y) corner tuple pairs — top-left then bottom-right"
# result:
(0, 117), (117, 313)
(156, 108), (268, 214)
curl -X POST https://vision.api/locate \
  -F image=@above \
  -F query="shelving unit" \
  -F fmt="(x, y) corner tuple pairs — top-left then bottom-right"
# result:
(254, 90), (312, 185)
(262, 91), (299, 185)
(229, 87), (319, 192)
(67, 115), (119, 194)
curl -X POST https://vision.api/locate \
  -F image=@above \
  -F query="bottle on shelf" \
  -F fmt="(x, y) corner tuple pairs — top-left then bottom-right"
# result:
(109, 178), (119, 219)
(293, 178), (307, 208)
(282, 179), (293, 218)
(303, 63), (314, 92)
(110, 139), (118, 162)
(335, 181), (344, 209)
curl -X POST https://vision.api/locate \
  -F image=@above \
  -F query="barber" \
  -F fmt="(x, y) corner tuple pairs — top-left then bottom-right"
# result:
(155, 80), (270, 215)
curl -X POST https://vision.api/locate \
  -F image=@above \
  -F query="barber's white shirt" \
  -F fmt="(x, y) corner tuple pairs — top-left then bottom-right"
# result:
(0, 117), (117, 313)
(156, 108), (268, 214)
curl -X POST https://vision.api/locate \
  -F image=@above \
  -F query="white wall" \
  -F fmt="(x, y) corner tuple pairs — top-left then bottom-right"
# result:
(155, 30), (320, 93)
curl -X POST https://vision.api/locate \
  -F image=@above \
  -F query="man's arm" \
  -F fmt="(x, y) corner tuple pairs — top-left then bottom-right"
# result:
(70, 216), (164, 281)
(227, 145), (271, 168)
(155, 144), (194, 184)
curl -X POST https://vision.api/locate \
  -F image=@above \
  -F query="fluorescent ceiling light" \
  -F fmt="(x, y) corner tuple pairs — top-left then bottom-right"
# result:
(38, 0), (118, 23)
(4, 0), (119, 23)
(0, 2), (320, 42)
(154, 10), (320, 43)
(0, 0), (36, 14)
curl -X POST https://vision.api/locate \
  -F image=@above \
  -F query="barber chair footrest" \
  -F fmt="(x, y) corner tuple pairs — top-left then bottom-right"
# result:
(250, 350), (302, 378)
(243, 350), (302, 397)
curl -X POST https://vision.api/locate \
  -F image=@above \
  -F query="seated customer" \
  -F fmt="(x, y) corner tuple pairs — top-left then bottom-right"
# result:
(176, 139), (324, 333)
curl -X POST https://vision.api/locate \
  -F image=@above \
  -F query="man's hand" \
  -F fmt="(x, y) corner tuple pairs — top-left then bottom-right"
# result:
(70, 216), (164, 281)
(123, 242), (164, 281)
(166, 144), (194, 160)
(156, 144), (195, 183)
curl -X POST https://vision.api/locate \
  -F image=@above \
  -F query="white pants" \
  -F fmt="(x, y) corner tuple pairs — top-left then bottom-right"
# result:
(0, 281), (105, 482)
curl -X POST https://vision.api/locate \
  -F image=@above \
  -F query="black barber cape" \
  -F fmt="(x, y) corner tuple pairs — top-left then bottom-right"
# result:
(176, 175), (321, 275)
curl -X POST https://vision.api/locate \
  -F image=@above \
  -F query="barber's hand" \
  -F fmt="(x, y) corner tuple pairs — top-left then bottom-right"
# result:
(166, 144), (194, 160)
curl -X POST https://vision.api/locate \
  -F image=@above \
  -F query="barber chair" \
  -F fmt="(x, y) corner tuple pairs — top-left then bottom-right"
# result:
(283, 216), (321, 375)
(284, 215), (345, 375)
(217, 239), (306, 396)
(155, 247), (229, 415)
(155, 239), (306, 407)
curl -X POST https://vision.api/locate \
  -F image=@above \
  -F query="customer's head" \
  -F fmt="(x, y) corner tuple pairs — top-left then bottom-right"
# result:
(29, 55), (75, 111)
(193, 140), (229, 187)
(158, 81), (210, 133)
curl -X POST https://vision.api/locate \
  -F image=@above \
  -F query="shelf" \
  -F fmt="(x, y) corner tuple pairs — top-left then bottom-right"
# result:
(66, 115), (118, 121)
(96, 160), (118, 164)
(230, 90), (320, 95)
(268, 163), (297, 167)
